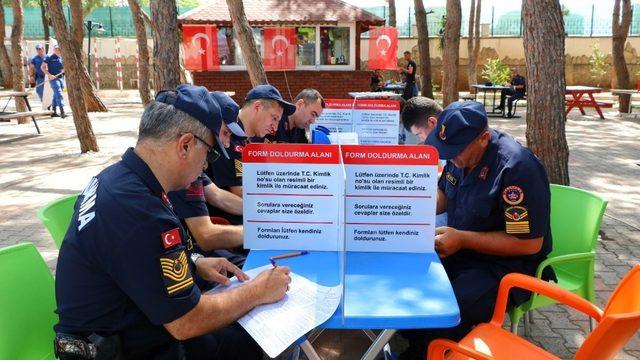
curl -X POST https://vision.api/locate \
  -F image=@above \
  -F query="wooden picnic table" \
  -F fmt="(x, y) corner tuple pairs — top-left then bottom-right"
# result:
(565, 86), (612, 120)
(0, 90), (51, 134)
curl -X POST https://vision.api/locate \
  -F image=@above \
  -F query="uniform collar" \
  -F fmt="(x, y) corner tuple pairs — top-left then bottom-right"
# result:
(121, 148), (165, 198)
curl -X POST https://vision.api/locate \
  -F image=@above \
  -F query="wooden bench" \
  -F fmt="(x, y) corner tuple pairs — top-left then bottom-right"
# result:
(0, 110), (51, 134)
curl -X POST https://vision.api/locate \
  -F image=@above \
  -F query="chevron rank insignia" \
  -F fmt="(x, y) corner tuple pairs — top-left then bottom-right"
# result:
(235, 159), (243, 177)
(159, 249), (194, 296)
(505, 206), (530, 234)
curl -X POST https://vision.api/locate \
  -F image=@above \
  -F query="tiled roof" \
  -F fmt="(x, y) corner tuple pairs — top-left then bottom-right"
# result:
(178, 0), (385, 26)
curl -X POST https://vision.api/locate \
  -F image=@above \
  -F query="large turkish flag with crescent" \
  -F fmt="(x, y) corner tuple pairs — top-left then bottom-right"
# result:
(182, 25), (220, 71)
(263, 27), (296, 70)
(368, 27), (398, 70)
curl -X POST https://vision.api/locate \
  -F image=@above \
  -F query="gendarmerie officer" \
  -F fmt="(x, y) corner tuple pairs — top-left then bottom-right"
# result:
(42, 45), (65, 118)
(54, 84), (291, 359)
(399, 101), (554, 359)
(207, 85), (295, 222)
(262, 88), (325, 144)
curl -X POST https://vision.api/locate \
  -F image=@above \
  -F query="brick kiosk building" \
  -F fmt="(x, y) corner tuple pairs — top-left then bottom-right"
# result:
(178, 0), (385, 102)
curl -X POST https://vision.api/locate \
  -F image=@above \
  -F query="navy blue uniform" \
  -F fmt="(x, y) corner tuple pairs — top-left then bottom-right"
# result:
(401, 129), (553, 357)
(438, 129), (552, 309)
(30, 55), (46, 100)
(55, 148), (260, 358)
(499, 74), (526, 115)
(207, 131), (248, 226)
(168, 173), (246, 269)
(44, 54), (64, 108)
(262, 116), (308, 144)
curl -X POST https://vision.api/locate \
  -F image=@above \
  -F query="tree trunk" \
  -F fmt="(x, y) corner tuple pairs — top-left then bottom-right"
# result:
(150, 0), (181, 92)
(613, 0), (632, 112)
(0, 5), (13, 88)
(39, 0), (51, 53)
(128, 0), (152, 106)
(64, 0), (107, 113)
(226, 0), (268, 86)
(414, 0), (433, 98)
(388, 0), (396, 27)
(442, 0), (461, 106)
(46, 0), (99, 153)
(10, 0), (27, 124)
(69, 0), (84, 53)
(522, 0), (569, 185)
(467, 0), (481, 92)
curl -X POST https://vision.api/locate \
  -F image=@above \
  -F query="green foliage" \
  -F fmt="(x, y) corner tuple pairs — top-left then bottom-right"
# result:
(589, 44), (607, 86)
(481, 58), (510, 85)
(437, 15), (446, 52)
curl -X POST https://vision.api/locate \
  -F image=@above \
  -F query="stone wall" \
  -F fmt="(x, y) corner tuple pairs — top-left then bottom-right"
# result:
(361, 36), (640, 91)
(20, 36), (640, 91)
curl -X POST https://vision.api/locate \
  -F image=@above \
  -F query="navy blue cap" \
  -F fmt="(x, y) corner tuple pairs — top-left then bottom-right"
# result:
(245, 85), (296, 117)
(35, 44), (43, 50)
(210, 91), (246, 138)
(155, 84), (223, 137)
(426, 101), (488, 160)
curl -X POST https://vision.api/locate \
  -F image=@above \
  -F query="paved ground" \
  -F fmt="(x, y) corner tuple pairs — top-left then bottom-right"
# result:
(0, 90), (638, 359)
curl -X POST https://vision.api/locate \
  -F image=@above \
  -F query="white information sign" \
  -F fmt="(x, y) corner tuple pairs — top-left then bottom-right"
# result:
(314, 99), (400, 145)
(243, 144), (439, 253)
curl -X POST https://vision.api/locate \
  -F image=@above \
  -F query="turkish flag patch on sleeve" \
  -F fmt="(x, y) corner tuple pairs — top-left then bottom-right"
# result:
(161, 228), (182, 249)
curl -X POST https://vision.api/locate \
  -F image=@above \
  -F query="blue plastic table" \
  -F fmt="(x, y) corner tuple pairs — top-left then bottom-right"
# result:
(244, 250), (460, 359)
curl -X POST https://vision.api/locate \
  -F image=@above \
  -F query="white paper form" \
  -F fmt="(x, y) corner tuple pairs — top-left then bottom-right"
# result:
(207, 265), (342, 358)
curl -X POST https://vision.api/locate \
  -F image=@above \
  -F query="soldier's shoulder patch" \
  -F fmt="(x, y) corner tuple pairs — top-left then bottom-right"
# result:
(504, 206), (529, 222)
(502, 185), (524, 205)
(505, 205), (530, 234)
(446, 171), (457, 186)
(159, 249), (194, 296)
(234, 159), (243, 177)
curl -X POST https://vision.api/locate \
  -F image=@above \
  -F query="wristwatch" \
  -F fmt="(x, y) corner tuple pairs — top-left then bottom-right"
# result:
(190, 253), (204, 265)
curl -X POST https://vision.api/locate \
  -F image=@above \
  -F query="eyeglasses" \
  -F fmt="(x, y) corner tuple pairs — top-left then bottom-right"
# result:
(188, 133), (220, 163)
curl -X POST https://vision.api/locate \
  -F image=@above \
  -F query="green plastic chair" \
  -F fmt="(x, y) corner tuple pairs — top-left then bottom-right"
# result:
(509, 184), (608, 335)
(37, 194), (78, 249)
(0, 243), (57, 360)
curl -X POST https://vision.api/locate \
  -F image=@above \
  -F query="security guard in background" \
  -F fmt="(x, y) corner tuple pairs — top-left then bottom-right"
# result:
(42, 45), (65, 118)
(262, 88), (325, 144)
(29, 44), (46, 101)
(399, 101), (554, 359)
(54, 85), (291, 359)
(495, 68), (526, 117)
(208, 84), (295, 203)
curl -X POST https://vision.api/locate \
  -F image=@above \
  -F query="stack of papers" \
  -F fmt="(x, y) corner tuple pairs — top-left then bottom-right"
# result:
(208, 265), (342, 358)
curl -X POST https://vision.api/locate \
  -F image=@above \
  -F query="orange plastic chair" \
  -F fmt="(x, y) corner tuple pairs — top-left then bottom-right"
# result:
(427, 264), (640, 360)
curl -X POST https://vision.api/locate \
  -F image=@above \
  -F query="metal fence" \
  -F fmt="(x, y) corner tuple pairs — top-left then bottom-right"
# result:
(363, 3), (640, 38)
(8, 3), (640, 39)
(4, 6), (195, 39)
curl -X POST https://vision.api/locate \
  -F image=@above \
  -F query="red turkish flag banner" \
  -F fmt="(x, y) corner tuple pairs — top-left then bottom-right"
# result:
(368, 26), (399, 70)
(182, 25), (220, 71)
(263, 27), (296, 70)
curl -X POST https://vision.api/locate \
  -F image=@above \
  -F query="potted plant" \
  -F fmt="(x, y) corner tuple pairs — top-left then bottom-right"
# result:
(481, 58), (510, 86)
